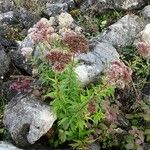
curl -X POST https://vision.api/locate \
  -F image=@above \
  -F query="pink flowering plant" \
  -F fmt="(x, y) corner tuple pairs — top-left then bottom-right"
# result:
(19, 14), (150, 150)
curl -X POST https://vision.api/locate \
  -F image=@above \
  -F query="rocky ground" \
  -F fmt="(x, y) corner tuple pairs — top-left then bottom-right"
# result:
(0, 0), (150, 150)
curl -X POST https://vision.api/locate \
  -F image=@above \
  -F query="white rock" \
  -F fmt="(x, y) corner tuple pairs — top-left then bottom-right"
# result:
(140, 24), (150, 44)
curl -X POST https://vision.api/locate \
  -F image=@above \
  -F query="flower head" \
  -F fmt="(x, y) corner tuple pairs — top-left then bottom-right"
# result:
(62, 31), (89, 54)
(58, 12), (74, 28)
(9, 80), (32, 93)
(136, 42), (150, 59)
(87, 100), (96, 115)
(28, 18), (54, 44)
(45, 49), (72, 72)
(105, 60), (132, 89)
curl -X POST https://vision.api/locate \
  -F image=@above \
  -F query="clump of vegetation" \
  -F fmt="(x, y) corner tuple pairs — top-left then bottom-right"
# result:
(14, 0), (42, 14)
(75, 10), (124, 37)
(12, 11), (150, 149)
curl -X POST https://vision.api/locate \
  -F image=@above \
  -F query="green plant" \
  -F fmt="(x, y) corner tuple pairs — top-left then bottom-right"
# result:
(39, 58), (115, 149)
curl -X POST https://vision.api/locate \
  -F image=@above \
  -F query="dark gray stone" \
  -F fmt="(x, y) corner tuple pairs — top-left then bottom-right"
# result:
(79, 0), (147, 13)
(0, 48), (10, 79)
(9, 49), (33, 75)
(44, 3), (68, 17)
(0, 0), (14, 13)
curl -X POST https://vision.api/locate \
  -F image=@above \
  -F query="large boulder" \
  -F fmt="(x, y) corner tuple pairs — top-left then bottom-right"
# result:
(3, 93), (56, 147)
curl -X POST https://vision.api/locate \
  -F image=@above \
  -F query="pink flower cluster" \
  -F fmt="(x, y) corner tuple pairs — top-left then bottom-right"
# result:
(62, 31), (89, 54)
(136, 42), (150, 59)
(45, 49), (72, 72)
(105, 60), (132, 89)
(28, 18), (54, 44)
(87, 100), (96, 115)
(9, 80), (32, 93)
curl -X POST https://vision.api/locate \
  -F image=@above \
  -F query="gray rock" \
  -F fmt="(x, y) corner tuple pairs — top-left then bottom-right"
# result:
(0, 11), (14, 23)
(43, 0), (76, 17)
(0, 9), (40, 28)
(75, 42), (119, 86)
(142, 5), (150, 19)
(88, 142), (101, 150)
(3, 93), (56, 147)
(92, 14), (145, 48)
(44, 2), (68, 17)
(143, 143), (150, 150)
(79, 0), (147, 13)
(9, 49), (33, 75)
(0, 141), (22, 150)
(0, 0), (14, 13)
(0, 48), (10, 79)
(19, 36), (34, 49)
(0, 36), (18, 53)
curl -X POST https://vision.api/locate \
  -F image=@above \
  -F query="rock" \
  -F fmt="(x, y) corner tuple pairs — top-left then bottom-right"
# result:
(114, 0), (147, 10)
(0, 11), (14, 23)
(117, 115), (130, 130)
(75, 42), (119, 86)
(142, 75), (150, 96)
(88, 142), (101, 150)
(0, 37), (18, 53)
(143, 143), (150, 150)
(44, 2), (68, 17)
(8, 35), (34, 75)
(0, 9), (40, 29)
(135, 23), (150, 45)
(0, 141), (22, 150)
(0, 48), (10, 79)
(92, 14), (145, 48)
(13, 8), (40, 29)
(9, 49), (33, 75)
(43, 0), (76, 17)
(79, 0), (147, 13)
(142, 5), (150, 19)
(0, 0), (14, 13)
(3, 93), (56, 147)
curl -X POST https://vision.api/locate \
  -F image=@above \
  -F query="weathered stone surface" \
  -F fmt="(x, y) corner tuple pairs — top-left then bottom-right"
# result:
(9, 49), (33, 75)
(134, 23), (150, 45)
(0, 9), (40, 29)
(0, 11), (14, 23)
(44, 2), (68, 17)
(0, 0), (14, 13)
(0, 36), (18, 53)
(3, 93), (56, 147)
(92, 14), (145, 48)
(142, 5), (150, 19)
(0, 48), (10, 79)
(79, 0), (147, 13)
(75, 42), (119, 86)
(42, 0), (76, 16)
(0, 141), (22, 150)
